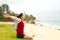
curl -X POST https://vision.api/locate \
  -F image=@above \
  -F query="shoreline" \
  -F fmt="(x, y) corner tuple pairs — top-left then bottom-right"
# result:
(0, 22), (60, 40)
(0, 22), (60, 30)
(35, 21), (60, 30)
(24, 22), (60, 40)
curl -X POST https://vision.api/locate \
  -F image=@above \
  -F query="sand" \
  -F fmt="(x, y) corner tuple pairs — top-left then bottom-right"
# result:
(0, 22), (60, 40)
(24, 23), (60, 40)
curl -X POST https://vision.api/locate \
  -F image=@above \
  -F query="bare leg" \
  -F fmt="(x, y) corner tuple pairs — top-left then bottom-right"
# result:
(24, 35), (33, 40)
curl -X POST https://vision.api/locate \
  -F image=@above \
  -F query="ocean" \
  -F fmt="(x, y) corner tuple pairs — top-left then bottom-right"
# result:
(36, 20), (60, 27)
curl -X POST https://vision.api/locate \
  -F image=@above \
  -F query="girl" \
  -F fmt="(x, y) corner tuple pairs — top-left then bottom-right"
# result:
(3, 13), (33, 40)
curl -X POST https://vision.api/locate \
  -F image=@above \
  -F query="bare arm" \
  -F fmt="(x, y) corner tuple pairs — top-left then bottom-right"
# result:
(3, 13), (21, 22)
(3, 13), (12, 18)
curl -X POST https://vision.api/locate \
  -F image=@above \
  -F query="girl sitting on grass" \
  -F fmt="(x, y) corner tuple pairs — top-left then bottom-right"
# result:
(3, 13), (33, 40)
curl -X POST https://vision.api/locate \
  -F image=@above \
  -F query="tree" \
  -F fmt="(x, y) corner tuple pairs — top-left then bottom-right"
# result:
(24, 13), (36, 24)
(30, 15), (33, 20)
(23, 10), (36, 23)
(32, 17), (36, 20)
(24, 14), (30, 22)
(0, 4), (14, 21)
(0, 6), (3, 15)
(2, 4), (10, 13)
(0, 4), (36, 22)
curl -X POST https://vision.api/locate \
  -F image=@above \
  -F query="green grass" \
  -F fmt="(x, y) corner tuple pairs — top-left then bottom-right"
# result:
(0, 23), (30, 40)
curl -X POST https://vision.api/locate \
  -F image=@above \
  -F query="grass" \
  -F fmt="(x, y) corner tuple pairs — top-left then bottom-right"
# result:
(0, 23), (30, 40)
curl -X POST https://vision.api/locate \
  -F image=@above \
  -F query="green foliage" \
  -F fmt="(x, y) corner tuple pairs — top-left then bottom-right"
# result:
(7, 10), (16, 16)
(24, 14), (30, 22)
(24, 14), (36, 24)
(0, 4), (36, 23)
(0, 4), (15, 22)
(2, 4), (10, 13)
(0, 6), (3, 15)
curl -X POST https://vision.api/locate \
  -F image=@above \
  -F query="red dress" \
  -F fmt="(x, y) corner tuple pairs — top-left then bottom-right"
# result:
(16, 21), (24, 34)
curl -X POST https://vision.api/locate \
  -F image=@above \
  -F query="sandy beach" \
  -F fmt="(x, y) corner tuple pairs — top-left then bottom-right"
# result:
(24, 23), (60, 40)
(0, 22), (60, 40)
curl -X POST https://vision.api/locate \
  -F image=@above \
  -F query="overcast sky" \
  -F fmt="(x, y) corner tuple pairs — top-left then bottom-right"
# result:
(0, 0), (60, 21)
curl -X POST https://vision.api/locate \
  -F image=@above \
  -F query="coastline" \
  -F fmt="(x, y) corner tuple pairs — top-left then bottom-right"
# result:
(35, 21), (60, 30)
(0, 22), (60, 40)
(24, 22), (60, 40)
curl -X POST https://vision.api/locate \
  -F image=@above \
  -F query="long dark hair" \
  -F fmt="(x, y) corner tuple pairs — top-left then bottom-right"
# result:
(17, 13), (23, 19)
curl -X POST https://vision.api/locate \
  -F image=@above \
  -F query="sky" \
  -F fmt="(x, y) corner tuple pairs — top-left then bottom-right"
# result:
(0, 0), (60, 21)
